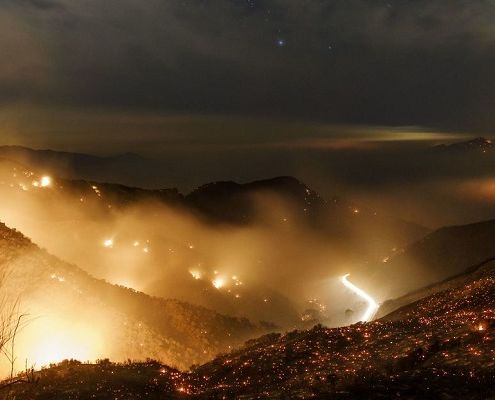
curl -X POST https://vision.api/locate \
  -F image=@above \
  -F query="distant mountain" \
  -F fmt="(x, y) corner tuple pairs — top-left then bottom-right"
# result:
(0, 145), (158, 188)
(184, 176), (326, 224)
(0, 154), (428, 248)
(433, 137), (494, 153)
(0, 222), (267, 371)
(0, 145), (427, 233)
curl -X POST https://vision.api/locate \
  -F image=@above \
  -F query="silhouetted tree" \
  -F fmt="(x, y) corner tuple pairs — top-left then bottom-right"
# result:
(0, 270), (37, 394)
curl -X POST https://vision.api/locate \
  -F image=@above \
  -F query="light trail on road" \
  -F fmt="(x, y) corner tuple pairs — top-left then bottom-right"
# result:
(341, 273), (379, 322)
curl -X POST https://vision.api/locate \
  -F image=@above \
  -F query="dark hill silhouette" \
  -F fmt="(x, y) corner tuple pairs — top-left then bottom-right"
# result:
(184, 176), (326, 224)
(0, 147), (428, 241)
(370, 219), (495, 299)
(433, 137), (494, 153)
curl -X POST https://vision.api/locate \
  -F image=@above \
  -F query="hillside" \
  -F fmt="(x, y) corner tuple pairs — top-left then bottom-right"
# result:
(0, 222), (266, 371)
(0, 151), (427, 240)
(7, 257), (495, 399)
(186, 259), (495, 398)
(0, 156), (428, 327)
(377, 255), (495, 320)
(370, 219), (495, 299)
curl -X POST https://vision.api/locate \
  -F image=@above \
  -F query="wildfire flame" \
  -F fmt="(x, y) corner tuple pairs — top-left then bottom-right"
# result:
(212, 277), (225, 289)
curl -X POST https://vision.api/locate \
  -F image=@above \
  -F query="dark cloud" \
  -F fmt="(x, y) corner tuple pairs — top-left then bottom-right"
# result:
(11, 0), (63, 10)
(1, 0), (495, 131)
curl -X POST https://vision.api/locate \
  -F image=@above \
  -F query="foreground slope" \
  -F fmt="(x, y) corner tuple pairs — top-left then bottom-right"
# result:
(8, 257), (495, 399)
(187, 259), (495, 398)
(0, 223), (265, 371)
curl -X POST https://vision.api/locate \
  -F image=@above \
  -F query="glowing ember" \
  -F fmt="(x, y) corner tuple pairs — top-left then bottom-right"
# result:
(40, 176), (52, 187)
(340, 273), (379, 322)
(103, 239), (114, 248)
(212, 277), (225, 289)
(190, 270), (202, 280)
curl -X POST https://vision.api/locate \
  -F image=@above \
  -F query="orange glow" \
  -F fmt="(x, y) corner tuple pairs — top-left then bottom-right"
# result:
(212, 277), (225, 289)
(15, 317), (104, 369)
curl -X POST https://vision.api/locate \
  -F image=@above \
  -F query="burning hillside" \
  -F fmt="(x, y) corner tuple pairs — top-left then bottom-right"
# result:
(0, 222), (267, 372)
(0, 158), (428, 327)
(6, 257), (495, 399)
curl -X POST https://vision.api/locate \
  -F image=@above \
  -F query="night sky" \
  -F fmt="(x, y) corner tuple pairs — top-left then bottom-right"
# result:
(2, 0), (495, 225)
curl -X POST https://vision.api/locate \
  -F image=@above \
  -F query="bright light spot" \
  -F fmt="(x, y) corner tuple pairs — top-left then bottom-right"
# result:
(353, 208), (360, 214)
(212, 277), (225, 289)
(40, 176), (51, 187)
(133, 241), (140, 247)
(143, 247), (149, 253)
(23, 318), (103, 368)
(116, 279), (137, 290)
(478, 323), (486, 331)
(190, 270), (202, 280)
(103, 239), (114, 248)
(340, 273), (379, 322)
